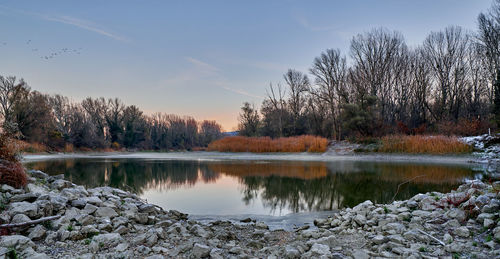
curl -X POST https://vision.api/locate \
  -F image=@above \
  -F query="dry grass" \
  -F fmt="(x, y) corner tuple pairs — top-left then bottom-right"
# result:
(378, 135), (473, 154)
(207, 135), (328, 153)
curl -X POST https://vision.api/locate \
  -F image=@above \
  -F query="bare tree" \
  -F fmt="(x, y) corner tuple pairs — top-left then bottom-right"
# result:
(309, 48), (348, 139)
(423, 26), (470, 121)
(0, 76), (26, 134)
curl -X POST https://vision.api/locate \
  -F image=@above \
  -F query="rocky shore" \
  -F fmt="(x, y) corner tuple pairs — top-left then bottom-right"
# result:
(0, 170), (498, 258)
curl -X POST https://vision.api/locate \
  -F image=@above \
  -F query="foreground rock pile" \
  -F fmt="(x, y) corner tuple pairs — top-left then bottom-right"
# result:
(0, 170), (498, 258)
(312, 180), (500, 258)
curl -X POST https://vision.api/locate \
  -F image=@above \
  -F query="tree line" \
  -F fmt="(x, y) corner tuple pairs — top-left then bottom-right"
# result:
(238, 0), (500, 139)
(0, 77), (223, 151)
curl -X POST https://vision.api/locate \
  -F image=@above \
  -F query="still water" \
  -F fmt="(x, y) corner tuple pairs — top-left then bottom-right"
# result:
(24, 155), (484, 216)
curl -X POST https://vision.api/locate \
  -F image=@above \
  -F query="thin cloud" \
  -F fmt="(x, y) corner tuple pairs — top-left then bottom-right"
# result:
(218, 84), (264, 99)
(0, 5), (128, 42)
(293, 13), (338, 32)
(42, 15), (128, 42)
(185, 57), (219, 73)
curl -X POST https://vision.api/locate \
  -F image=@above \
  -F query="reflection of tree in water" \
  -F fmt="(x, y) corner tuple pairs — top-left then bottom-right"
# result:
(25, 159), (480, 213)
(236, 162), (478, 213)
(25, 159), (220, 195)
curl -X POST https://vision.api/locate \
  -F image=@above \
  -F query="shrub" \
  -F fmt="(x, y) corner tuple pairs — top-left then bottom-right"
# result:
(207, 135), (328, 153)
(0, 133), (28, 188)
(0, 160), (27, 188)
(378, 135), (473, 154)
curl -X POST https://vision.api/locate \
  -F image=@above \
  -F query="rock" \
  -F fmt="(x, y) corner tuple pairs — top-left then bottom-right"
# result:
(28, 170), (48, 179)
(255, 222), (269, 229)
(82, 204), (98, 214)
(493, 226), (500, 240)
(309, 243), (330, 256)
(454, 226), (470, 238)
(83, 196), (103, 206)
(95, 207), (118, 218)
(372, 235), (387, 244)
(51, 179), (72, 190)
(240, 218), (252, 223)
(91, 233), (123, 250)
(138, 203), (156, 213)
(284, 245), (300, 258)
(354, 214), (366, 226)
(28, 225), (46, 241)
(115, 243), (129, 252)
(26, 184), (49, 195)
(11, 213), (31, 224)
(71, 199), (87, 208)
(443, 233), (453, 244)
(0, 235), (35, 250)
(192, 243), (211, 258)
(351, 249), (370, 259)
(484, 218), (495, 228)
(10, 193), (39, 203)
(9, 201), (39, 218)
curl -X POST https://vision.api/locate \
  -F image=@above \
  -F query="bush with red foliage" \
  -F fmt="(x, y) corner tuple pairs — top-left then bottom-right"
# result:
(0, 133), (28, 188)
(0, 160), (27, 188)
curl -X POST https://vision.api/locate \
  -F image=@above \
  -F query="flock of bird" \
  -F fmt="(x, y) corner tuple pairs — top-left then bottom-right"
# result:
(1, 39), (82, 61)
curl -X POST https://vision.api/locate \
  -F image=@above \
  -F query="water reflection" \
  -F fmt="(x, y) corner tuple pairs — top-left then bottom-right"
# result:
(25, 158), (481, 215)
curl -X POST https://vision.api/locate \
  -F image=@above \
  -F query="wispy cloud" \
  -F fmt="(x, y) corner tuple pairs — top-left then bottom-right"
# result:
(185, 57), (219, 73)
(292, 13), (338, 32)
(42, 15), (128, 42)
(0, 5), (128, 42)
(218, 84), (264, 99)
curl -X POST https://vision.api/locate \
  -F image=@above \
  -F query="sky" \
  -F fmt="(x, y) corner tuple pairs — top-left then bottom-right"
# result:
(0, 0), (494, 131)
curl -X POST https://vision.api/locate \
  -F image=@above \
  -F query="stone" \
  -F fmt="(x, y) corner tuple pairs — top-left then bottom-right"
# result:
(139, 203), (156, 213)
(443, 233), (453, 244)
(9, 201), (39, 218)
(192, 243), (211, 258)
(115, 243), (129, 252)
(484, 218), (495, 228)
(82, 204), (98, 214)
(11, 213), (31, 224)
(26, 184), (49, 195)
(10, 193), (39, 203)
(493, 226), (500, 240)
(114, 225), (128, 234)
(284, 245), (300, 258)
(454, 226), (470, 238)
(0, 235), (35, 250)
(354, 214), (367, 226)
(28, 225), (46, 241)
(372, 235), (387, 245)
(309, 243), (330, 256)
(91, 233), (123, 249)
(51, 179), (72, 190)
(71, 199), (87, 208)
(95, 207), (118, 218)
(28, 170), (48, 179)
(351, 249), (370, 259)
(255, 222), (269, 229)
(84, 196), (103, 206)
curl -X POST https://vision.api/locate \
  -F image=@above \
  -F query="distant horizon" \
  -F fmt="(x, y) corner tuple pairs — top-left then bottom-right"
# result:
(0, 0), (492, 130)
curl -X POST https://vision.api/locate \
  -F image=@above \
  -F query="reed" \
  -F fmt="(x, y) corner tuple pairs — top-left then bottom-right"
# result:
(378, 135), (473, 154)
(207, 135), (328, 153)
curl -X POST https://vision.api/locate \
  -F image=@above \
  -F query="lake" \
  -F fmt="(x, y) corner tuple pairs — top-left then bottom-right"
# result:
(23, 153), (485, 217)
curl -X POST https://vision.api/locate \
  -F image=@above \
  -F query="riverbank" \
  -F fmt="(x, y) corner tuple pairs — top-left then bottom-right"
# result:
(0, 170), (498, 258)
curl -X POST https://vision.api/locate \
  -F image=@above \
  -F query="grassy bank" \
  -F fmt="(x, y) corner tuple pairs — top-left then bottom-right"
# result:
(207, 135), (328, 153)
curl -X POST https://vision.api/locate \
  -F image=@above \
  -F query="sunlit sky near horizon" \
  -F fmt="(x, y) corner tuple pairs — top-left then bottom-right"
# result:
(0, 0), (493, 131)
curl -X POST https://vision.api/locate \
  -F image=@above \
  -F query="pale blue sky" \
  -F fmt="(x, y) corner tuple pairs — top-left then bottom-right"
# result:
(0, 0), (493, 130)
